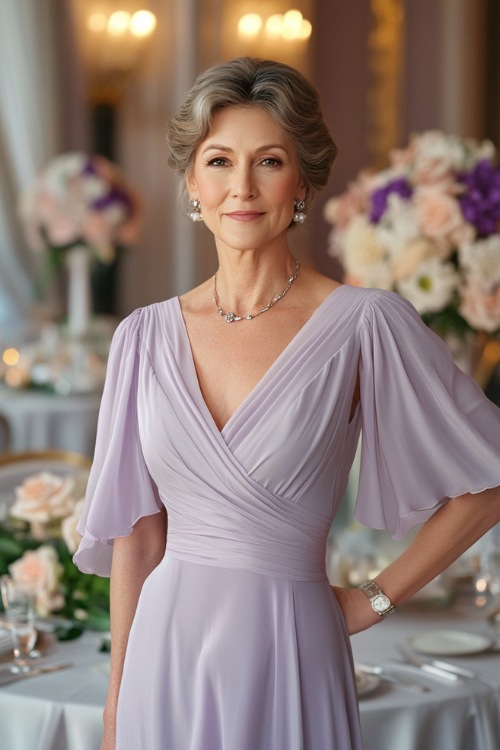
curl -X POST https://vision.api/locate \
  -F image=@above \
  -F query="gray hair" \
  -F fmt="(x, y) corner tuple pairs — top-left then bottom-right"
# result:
(167, 56), (337, 209)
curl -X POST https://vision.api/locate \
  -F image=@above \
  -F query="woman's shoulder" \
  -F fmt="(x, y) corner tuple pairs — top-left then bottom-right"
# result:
(111, 296), (181, 348)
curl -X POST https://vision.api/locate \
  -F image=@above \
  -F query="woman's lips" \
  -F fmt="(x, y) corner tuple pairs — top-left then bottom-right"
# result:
(225, 211), (265, 222)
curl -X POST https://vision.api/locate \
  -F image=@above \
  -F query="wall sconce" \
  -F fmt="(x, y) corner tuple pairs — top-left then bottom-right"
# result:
(77, 3), (157, 104)
(238, 9), (312, 42)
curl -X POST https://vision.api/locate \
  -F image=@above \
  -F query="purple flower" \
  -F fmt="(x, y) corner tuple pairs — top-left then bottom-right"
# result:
(370, 178), (413, 223)
(458, 159), (500, 236)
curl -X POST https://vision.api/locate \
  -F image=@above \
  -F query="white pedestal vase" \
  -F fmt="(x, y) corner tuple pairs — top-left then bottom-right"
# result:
(66, 245), (92, 338)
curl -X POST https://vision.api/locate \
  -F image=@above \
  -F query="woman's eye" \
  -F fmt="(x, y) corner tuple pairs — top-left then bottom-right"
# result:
(261, 157), (282, 167)
(207, 158), (228, 167)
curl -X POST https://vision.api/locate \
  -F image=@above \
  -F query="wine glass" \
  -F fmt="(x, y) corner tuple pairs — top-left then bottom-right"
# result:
(0, 576), (38, 669)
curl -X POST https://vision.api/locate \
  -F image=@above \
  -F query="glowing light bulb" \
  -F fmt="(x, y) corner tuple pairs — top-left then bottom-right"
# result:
(2, 348), (20, 366)
(265, 14), (284, 38)
(130, 10), (157, 37)
(298, 19), (312, 40)
(107, 11), (131, 36)
(282, 9), (303, 39)
(238, 13), (263, 38)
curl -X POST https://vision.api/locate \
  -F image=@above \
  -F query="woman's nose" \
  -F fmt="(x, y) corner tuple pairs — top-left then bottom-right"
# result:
(231, 165), (257, 199)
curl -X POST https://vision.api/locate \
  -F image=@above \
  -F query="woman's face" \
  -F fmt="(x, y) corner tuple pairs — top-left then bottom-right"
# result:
(186, 105), (305, 254)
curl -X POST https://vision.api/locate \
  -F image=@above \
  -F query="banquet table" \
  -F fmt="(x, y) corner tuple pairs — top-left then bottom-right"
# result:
(0, 596), (498, 750)
(0, 386), (101, 457)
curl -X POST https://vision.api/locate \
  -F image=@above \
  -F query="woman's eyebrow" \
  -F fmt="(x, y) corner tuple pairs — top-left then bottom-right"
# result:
(201, 143), (289, 155)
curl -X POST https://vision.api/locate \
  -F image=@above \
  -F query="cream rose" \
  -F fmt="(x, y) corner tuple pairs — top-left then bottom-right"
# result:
(10, 472), (76, 527)
(341, 216), (386, 272)
(460, 278), (500, 332)
(390, 238), (439, 282)
(9, 545), (63, 616)
(61, 497), (85, 554)
(414, 188), (468, 246)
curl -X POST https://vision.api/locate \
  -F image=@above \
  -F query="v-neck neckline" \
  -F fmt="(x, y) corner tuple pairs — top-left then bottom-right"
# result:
(174, 284), (347, 436)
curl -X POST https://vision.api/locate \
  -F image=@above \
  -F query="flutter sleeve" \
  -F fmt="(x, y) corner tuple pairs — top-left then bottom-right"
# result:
(73, 308), (163, 576)
(355, 290), (500, 538)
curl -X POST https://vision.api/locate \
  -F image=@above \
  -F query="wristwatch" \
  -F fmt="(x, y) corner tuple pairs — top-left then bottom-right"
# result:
(358, 580), (395, 617)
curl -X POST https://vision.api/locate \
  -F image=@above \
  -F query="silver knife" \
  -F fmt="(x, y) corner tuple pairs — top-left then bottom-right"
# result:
(396, 647), (463, 684)
(0, 662), (72, 687)
(427, 658), (477, 680)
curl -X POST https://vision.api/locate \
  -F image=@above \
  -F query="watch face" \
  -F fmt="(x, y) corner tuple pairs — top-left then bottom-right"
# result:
(372, 594), (391, 613)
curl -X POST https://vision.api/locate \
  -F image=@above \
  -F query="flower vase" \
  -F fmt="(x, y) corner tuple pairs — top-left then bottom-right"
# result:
(66, 245), (91, 338)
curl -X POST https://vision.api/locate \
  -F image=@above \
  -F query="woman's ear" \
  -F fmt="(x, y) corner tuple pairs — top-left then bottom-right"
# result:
(186, 171), (197, 197)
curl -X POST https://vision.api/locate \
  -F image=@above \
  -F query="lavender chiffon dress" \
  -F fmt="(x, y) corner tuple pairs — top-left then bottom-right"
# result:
(74, 286), (500, 750)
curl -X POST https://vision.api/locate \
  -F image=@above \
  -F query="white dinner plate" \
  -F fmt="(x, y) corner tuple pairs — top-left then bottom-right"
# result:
(408, 629), (492, 656)
(355, 667), (381, 697)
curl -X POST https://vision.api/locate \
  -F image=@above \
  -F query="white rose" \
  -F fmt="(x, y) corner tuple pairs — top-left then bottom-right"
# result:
(459, 236), (500, 287)
(411, 131), (466, 184)
(341, 216), (387, 273)
(375, 195), (420, 259)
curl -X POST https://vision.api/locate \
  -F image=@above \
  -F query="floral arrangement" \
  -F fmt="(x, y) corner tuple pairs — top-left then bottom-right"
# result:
(19, 152), (142, 265)
(324, 130), (500, 337)
(0, 471), (109, 638)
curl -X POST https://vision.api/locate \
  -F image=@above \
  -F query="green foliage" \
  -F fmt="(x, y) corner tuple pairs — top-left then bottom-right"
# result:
(0, 520), (110, 637)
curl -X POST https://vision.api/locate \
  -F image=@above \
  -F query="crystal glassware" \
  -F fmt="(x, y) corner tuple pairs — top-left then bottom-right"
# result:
(0, 576), (37, 666)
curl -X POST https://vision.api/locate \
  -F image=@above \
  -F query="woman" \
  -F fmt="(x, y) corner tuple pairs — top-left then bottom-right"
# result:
(74, 57), (500, 750)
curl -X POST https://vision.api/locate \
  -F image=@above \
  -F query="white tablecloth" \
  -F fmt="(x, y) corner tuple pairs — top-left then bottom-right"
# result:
(0, 386), (101, 457)
(0, 598), (498, 750)
(352, 597), (500, 750)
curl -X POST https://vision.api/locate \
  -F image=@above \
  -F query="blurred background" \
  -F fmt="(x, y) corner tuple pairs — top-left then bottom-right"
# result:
(1, 0), (500, 642)
(1, 0), (499, 329)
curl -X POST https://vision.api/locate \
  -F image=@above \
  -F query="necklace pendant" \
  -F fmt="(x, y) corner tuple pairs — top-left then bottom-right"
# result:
(225, 312), (236, 323)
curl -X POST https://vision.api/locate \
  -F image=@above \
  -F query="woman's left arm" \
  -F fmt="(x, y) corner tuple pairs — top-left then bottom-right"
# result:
(334, 486), (500, 635)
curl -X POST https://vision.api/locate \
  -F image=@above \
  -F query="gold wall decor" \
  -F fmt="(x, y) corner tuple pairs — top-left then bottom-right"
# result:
(368, 0), (405, 168)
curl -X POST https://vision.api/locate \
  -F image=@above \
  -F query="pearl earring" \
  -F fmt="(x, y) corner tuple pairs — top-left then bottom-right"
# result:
(189, 199), (203, 222)
(293, 199), (306, 223)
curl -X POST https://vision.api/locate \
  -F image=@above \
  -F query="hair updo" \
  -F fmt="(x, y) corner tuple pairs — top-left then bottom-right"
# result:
(167, 56), (337, 208)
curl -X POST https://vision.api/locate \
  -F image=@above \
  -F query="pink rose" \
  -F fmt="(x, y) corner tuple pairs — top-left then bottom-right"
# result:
(460, 278), (500, 332)
(10, 472), (76, 531)
(82, 211), (113, 245)
(324, 171), (375, 230)
(414, 188), (470, 245)
(46, 214), (80, 246)
(9, 545), (63, 616)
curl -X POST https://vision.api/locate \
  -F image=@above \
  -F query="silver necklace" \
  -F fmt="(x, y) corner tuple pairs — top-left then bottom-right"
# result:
(212, 259), (300, 323)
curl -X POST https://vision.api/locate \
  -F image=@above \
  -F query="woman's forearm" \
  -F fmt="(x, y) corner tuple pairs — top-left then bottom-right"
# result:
(335, 486), (500, 635)
(376, 486), (500, 607)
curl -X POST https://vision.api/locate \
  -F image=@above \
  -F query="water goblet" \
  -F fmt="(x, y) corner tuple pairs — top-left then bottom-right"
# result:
(0, 576), (37, 667)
